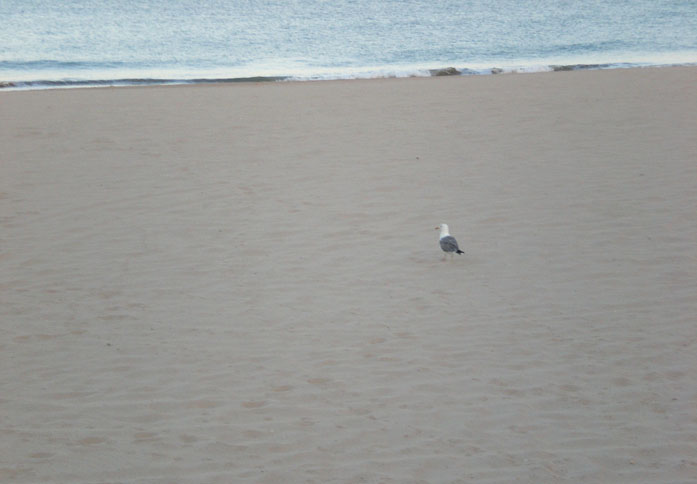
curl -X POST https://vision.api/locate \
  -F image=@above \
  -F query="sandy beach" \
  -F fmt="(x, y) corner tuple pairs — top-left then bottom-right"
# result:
(1, 67), (696, 483)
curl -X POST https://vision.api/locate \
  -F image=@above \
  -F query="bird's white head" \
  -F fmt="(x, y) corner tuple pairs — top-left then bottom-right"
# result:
(435, 223), (450, 237)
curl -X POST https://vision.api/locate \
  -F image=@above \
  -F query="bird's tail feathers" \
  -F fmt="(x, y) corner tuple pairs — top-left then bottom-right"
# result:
(456, 250), (464, 254)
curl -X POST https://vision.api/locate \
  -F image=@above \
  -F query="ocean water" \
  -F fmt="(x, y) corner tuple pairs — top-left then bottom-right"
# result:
(1, 0), (696, 89)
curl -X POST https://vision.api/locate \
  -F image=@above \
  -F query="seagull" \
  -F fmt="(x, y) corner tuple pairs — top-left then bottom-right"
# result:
(436, 223), (464, 257)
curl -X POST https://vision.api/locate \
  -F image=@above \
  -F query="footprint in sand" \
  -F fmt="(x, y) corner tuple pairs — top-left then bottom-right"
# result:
(241, 401), (266, 408)
(78, 437), (106, 445)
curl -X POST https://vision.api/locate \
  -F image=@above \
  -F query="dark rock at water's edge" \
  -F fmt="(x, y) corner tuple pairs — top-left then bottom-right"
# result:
(0, 81), (16, 88)
(490, 67), (504, 74)
(552, 64), (606, 72)
(429, 67), (461, 76)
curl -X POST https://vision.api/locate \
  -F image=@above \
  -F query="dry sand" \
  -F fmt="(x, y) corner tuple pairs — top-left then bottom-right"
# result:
(1, 67), (696, 483)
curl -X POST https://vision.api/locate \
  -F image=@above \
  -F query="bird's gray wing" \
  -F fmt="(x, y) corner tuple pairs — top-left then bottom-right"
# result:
(440, 235), (460, 252)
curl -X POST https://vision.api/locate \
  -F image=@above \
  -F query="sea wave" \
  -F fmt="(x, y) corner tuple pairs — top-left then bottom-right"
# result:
(0, 76), (287, 90)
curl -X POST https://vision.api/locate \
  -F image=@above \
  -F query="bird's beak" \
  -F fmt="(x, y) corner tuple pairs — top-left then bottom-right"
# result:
(434, 226), (440, 230)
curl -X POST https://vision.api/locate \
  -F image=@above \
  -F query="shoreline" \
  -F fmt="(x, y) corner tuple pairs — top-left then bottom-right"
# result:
(2, 60), (696, 92)
(2, 65), (696, 483)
